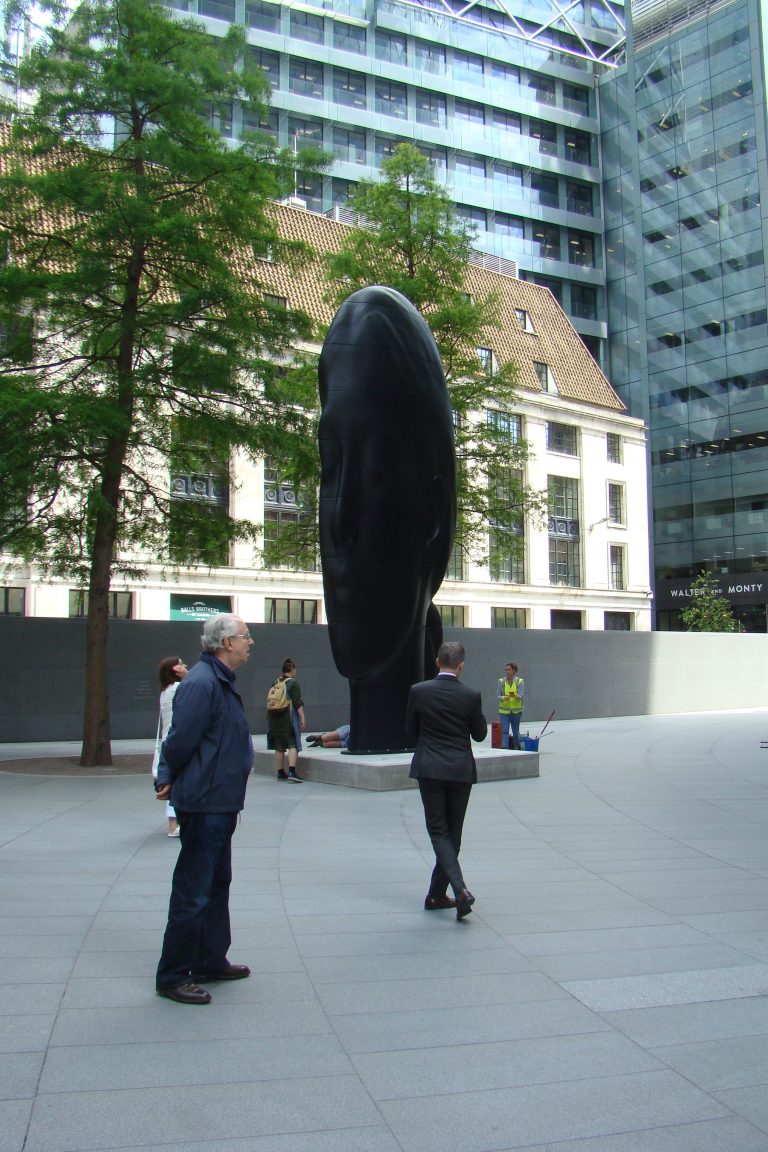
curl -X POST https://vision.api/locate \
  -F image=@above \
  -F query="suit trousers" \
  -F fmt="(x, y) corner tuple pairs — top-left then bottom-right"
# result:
(156, 811), (237, 989)
(418, 778), (472, 898)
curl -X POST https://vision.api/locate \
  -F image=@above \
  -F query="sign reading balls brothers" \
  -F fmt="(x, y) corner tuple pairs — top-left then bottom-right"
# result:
(318, 286), (457, 756)
(169, 595), (233, 622)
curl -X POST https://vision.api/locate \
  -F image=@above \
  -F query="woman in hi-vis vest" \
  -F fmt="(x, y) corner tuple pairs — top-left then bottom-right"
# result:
(497, 662), (524, 750)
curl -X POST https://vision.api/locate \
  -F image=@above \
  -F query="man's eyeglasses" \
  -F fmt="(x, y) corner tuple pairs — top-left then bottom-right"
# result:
(232, 631), (251, 641)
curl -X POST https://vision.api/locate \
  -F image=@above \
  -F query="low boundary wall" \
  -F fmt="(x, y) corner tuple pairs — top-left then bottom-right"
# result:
(0, 618), (765, 742)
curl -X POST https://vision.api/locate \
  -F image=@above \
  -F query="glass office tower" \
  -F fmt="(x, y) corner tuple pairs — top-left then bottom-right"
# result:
(186, 0), (625, 364)
(602, 0), (768, 630)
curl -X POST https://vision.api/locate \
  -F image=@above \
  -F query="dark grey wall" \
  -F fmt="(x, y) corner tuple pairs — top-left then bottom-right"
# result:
(0, 618), (765, 743)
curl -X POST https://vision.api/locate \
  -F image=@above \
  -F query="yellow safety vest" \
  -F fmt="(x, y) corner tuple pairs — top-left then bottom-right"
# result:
(498, 677), (524, 715)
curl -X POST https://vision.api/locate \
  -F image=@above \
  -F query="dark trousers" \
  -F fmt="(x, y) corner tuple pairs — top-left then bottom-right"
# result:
(418, 778), (472, 898)
(156, 811), (238, 989)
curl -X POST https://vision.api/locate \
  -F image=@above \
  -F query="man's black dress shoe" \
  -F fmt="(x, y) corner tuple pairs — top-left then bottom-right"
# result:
(424, 894), (457, 910)
(156, 982), (212, 1004)
(196, 963), (251, 982)
(455, 889), (475, 920)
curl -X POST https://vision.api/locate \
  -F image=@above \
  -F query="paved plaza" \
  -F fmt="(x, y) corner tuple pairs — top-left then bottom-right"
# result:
(2, 710), (768, 1152)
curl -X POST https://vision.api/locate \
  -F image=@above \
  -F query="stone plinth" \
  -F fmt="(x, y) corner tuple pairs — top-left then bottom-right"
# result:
(251, 744), (538, 791)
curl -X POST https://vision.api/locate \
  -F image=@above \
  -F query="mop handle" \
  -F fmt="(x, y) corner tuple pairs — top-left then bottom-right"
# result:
(538, 709), (556, 739)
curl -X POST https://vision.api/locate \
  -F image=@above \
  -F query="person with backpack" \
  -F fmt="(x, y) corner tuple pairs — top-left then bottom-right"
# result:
(266, 657), (305, 781)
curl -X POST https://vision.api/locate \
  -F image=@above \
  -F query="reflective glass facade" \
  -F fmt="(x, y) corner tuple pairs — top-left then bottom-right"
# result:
(177, 0), (626, 360)
(603, 0), (768, 630)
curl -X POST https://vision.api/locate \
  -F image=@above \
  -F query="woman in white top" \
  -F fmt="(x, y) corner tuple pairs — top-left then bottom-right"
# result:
(151, 655), (188, 836)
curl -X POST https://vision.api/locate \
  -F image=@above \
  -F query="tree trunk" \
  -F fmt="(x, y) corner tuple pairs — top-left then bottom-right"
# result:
(79, 233), (144, 766)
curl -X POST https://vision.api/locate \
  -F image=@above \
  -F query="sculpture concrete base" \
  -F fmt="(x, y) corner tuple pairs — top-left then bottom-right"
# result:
(251, 744), (538, 791)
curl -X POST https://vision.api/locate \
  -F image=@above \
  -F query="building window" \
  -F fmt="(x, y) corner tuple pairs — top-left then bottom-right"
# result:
(415, 41), (445, 73)
(547, 421), (578, 455)
(200, 0), (235, 19)
(548, 538), (581, 587)
(333, 126), (366, 165)
(266, 598), (319, 624)
(290, 9), (324, 43)
(607, 432), (622, 463)
(562, 83), (590, 114)
(457, 205), (487, 230)
(264, 293), (287, 309)
(609, 545), (626, 591)
(245, 0), (279, 33)
(69, 590), (133, 619)
(487, 409), (521, 442)
(490, 537), (525, 583)
(333, 68), (366, 109)
(493, 162), (523, 188)
(263, 458), (317, 572)
(375, 30), (406, 65)
(455, 153), (486, 181)
(492, 607), (526, 628)
(564, 128), (591, 164)
(415, 90), (446, 128)
(549, 475), (579, 522)
(551, 608), (582, 628)
(532, 222), (561, 259)
(530, 172), (559, 209)
(492, 109), (521, 134)
(456, 99), (485, 125)
(568, 231), (594, 267)
(0, 588), (24, 615)
(495, 212), (524, 239)
(419, 144), (447, 175)
(374, 135), (399, 165)
(570, 284), (597, 320)
(290, 59), (323, 99)
(605, 611), (632, 630)
(288, 116), (323, 149)
(477, 346), (496, 376)
(490, 61), (520, 89)
(333, 21), (365, 53)
(534, 361), (557, 393)
(454, 50), (484, 84)
(242, 106), (277, 141)
(566, 181), (593, 216)
(445, 539), (466, 581)
(246, 47), (279, 86)
(375, 79), (407, 118)
(514, 308), (534, 333)
(439, 604), (467, 627)
(529, 74), (555, 104)
(608, 482), (625, 524)
(529, 118), (557, 156)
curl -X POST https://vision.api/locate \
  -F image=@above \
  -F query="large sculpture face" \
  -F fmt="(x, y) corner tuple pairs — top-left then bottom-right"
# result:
(319, 286), (456, 751)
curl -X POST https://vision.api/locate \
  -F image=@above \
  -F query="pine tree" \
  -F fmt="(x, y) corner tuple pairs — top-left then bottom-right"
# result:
(324, 142), (547, 567)
(680, 572), (738, 633)
(0, 0), (322, 764)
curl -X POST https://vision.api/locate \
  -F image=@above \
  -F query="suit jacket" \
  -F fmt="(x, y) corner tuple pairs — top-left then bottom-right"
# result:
(406, 674), (487, 784)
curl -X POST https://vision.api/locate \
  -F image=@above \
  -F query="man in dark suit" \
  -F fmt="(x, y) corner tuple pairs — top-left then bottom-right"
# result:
(406, 641), (488, 920)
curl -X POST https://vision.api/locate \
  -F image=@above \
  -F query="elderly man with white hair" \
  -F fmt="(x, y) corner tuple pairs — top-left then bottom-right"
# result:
(155, 613), (254, 1004)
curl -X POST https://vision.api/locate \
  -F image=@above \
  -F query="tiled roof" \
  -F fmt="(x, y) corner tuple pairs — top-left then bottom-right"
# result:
(264, 201), (626, 413)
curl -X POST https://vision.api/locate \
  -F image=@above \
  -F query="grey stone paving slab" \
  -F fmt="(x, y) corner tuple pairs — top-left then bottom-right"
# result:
(60, 970), (318, 1009)
(376, 1070), (729, 1152)
(303, 946), (535, 984)
(0, 1016), (55, 1054)
(49, 1000), (333, 1047)
(507, 924), (707, 956)
(654, 1033), (768, 1091)
(0, 917), (92, 938)
(91, 1129), (403, 1152)
(350, 1030), (662, 1099)
(38, 1035), (354, 1093)
(562, 963), (768, 1012)
(492, 907), (678, 934)
(713, 1086), (768, 1135)
(24, 1078), (383, 1152)
(0, 984), (65, 1016)
(330, 997), (610, 1053)
(315, 970), (568, 1015)
(294, 925), (504, 956)
(71, 946), (305, 979)
(604, 995), (768, 1047)
(508, 1118), (768, 1152)
(532, 942), (761, 982)
(0, 957), (75, 984)
(0, 1051), (44, 1100)
(0, 1098), (32, 1152)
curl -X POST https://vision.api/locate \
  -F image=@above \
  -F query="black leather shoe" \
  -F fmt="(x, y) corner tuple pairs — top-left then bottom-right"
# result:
(156, 982), (212, 1004)
(196, 963), (250, 982)
(424, 894), (457, 910)
(455, 889), (475, 920)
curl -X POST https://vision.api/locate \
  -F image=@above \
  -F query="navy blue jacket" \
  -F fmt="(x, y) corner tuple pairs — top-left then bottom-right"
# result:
(156, 653), (253, 813)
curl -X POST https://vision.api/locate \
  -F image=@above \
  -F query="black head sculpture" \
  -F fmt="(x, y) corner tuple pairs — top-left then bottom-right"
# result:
(319, 286), (457, 752)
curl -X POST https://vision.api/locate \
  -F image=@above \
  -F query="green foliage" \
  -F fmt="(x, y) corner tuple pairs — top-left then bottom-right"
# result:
(324, 143), (546, 563)
(680, 572), (739, 633)
(0, 0), (325, 759)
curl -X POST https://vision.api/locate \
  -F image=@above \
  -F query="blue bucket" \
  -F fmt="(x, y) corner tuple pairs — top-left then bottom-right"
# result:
(520, 735), (539, 752)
